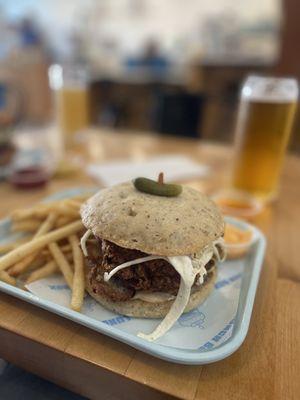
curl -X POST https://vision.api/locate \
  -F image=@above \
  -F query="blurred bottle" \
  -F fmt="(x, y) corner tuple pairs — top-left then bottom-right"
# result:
(49, 64), (89, 148)
(0, 80), (21, 170)
(231, 76), (298, 202)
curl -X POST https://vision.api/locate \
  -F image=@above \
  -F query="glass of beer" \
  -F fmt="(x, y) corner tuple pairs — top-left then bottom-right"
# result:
(231, 76), (298, 201)
(49, 64), (89, 148)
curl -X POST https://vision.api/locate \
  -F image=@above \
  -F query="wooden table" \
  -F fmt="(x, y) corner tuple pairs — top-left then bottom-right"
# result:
(0, 130), (299, 400)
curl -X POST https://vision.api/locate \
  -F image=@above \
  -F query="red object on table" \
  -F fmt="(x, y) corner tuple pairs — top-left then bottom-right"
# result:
(9, 166), (50, 189)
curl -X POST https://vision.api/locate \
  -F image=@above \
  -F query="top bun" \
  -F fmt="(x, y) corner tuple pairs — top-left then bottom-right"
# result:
(80, 182), (224, 256)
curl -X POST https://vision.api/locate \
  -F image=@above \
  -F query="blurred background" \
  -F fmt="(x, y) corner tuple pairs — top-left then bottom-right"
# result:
(0, 0), (299, 146)
(0, 0), (300, 196)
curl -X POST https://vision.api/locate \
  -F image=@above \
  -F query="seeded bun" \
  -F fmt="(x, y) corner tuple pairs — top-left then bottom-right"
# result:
(80, 182), (224, 256)
(85, 268), (216, 318)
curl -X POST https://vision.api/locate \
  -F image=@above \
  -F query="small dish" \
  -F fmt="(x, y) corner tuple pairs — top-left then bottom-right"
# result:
(212, 189), (263, 219)
(9, 165), (52, 189)
(224, 217), (258, 259)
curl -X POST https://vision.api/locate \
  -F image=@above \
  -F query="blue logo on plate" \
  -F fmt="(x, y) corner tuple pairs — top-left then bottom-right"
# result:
(48, 284), (69, 291)
(178, 309), (205, 328)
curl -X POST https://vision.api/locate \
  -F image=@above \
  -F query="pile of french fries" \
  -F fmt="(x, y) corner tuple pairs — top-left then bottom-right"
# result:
(0, 195), (91, 312)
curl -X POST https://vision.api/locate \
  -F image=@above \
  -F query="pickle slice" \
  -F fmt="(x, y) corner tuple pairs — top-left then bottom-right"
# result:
(133, 177), (182, 197)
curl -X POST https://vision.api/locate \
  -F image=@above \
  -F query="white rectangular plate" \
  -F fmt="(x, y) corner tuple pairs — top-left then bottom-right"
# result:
(0, 188), (266, 365)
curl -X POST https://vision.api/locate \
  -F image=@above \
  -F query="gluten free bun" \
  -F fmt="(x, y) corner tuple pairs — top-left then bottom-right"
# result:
(85, 268), (217, 318)
(81, 182), (224, 256)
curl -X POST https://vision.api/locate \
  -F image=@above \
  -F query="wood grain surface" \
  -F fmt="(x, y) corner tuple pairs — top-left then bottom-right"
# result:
(0, 129), (299, 400)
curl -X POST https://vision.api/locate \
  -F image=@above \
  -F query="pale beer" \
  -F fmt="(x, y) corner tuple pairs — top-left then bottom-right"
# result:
(231, 76), (298, 201)
(57, 87), (89, 145)
(49, 64), (89, 148)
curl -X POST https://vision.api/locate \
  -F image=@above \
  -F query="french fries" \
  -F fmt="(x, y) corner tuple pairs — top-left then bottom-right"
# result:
(11, 201), (58, 221)
(26, 253), (73, 284)
(48, 242), (74, 288)
(69, 193), (93, 202)
(26, 256), (48, 271)
(0, 271), (16, 286)
(11, 220), (42, 233)
(55, 216), (75, 228)
(66, 200), (82, 209)
(57, 204), (80, 218)
(26, 260), (59, 284)
(9, 213), (57, 276)
(0, 220), (83, 272)
(36, 213), (57, 234)
(69, 235), (85, 311)
(9, 254), (37, 277)
(0, 193), (92, 313)
(0, 237), (33, 254)
(10, 197), (86, 221)
(41, 243), (71, 257)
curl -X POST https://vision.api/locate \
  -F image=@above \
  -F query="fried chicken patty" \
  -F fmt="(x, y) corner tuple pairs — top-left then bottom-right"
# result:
(86, 237), (214, 302)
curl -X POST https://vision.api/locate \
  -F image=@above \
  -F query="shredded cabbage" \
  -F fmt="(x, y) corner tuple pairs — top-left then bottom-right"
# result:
(103, 255), (167, 282)
(80, 229), (92, 256)
(100, 239), (225, 341)
(138, 256), (196, 341)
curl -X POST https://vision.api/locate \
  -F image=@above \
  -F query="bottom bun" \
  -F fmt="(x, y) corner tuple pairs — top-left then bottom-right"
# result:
(85, 269), (217, 318)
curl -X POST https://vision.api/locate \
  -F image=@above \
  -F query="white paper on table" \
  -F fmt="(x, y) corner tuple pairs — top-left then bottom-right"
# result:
(26, 260), (243, 351)
(87, 155), (209, 186)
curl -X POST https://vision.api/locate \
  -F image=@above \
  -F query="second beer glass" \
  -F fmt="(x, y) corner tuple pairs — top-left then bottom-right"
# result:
(231, 76), (298, 201)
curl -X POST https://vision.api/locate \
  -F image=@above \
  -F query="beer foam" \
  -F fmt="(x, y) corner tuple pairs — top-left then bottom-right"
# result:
(242, 76), (298, 103)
